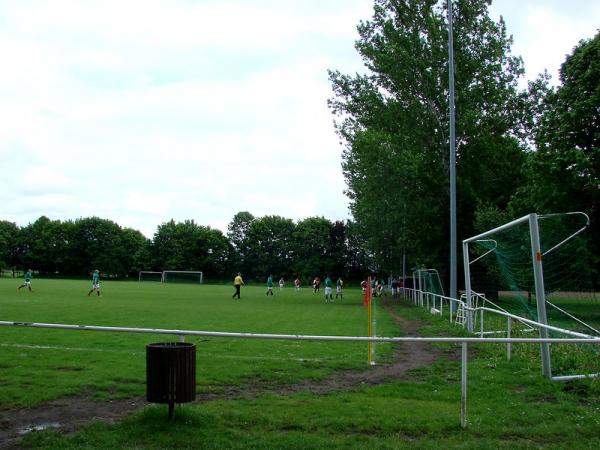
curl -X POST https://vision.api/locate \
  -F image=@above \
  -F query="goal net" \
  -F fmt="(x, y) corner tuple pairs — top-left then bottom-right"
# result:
(161, 271), (203, 284)
(138, 271), (163, 282)
(464, 212), (598, 379)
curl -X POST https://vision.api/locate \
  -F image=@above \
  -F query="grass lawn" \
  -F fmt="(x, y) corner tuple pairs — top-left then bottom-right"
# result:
(0, 278), (396, 408)
(2, 279), (600, 448)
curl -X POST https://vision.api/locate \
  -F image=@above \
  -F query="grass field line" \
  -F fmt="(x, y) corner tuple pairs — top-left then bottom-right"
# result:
(0, 342), (129, 353)
(0, 342), (339, 362)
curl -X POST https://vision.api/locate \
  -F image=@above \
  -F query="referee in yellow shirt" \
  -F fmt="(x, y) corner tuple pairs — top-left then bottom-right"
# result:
(232, 272), (245, 299)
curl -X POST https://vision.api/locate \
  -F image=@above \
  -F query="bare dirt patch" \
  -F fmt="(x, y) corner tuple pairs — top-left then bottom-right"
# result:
(0, 298), (454, 448)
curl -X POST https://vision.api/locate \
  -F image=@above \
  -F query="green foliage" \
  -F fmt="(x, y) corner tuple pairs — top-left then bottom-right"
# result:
(329, 0), (528, 278)
(151, 219), (231, 279)
(0, 212), (372, 281)
(511, 32), (600, 286)
(0, 220), (19, 268)
(227, 211), (255, 275)
(244, 215), (296, 280)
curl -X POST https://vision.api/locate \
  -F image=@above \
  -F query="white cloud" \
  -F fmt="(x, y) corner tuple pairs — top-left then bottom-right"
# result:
(1, 0), (597, 236)
(489, 0), (600, 84)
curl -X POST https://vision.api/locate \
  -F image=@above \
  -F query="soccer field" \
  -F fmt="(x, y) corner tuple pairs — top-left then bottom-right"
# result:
(0, 278), (394, 409)
(3, 279), (600, 449)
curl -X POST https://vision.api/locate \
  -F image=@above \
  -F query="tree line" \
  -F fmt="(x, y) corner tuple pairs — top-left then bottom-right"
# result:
(328, 0), (599, 288)
(0, 213), (374, 283)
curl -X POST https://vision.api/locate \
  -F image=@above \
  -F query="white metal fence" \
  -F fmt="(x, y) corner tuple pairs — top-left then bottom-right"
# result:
(401, 287), (600, 382)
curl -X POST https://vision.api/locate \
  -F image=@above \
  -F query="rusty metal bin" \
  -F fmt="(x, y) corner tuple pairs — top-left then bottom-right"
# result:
(146, 342), (196, 418)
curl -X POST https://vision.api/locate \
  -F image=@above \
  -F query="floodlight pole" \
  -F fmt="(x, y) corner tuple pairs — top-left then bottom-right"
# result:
(448, 0), (458, 306)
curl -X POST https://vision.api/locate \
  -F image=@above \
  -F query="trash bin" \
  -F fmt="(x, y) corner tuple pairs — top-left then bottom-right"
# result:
(146, 342), (196, 419)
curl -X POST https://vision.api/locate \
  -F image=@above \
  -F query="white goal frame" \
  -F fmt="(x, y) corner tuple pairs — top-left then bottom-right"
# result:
(161, 270), (203, 284)
(463, 213), (552, 378)
(138, 271), (163, 282)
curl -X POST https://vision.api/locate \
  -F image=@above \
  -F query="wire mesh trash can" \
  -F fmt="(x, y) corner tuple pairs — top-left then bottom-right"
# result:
(146, 342), (196, 419)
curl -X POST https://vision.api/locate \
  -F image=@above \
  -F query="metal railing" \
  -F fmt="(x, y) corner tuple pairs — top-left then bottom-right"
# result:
(401, 287), (600, 382)
(1, 319), (599, 428)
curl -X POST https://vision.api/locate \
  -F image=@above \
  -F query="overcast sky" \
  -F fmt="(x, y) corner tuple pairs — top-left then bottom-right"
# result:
(1, 1), (598, 238)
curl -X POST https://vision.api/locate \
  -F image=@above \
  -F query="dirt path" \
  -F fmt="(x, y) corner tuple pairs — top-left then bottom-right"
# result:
(0, 299), (452, 448)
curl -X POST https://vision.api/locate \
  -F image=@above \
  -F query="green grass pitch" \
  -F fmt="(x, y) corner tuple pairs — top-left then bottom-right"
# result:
(2, 279), (600, 449)
(0, 278), (395, 408)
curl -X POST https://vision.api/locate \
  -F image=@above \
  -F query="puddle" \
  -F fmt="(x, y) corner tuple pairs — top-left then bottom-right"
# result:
(17, 422), (61, 435)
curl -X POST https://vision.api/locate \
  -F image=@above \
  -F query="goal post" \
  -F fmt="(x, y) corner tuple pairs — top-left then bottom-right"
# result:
(139, 271), (163, 282)
(463, 213), (552, 378)
(161, 271), (203, 284)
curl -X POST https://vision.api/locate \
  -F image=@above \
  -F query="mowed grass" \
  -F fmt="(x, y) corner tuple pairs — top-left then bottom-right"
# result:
(3, 280), (600, 448)
(0, 278), (395, 408)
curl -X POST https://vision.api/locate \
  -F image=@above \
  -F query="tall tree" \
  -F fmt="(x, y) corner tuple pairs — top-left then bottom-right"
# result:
(329, 0), (528, 284)
(345, 220), (376, 280)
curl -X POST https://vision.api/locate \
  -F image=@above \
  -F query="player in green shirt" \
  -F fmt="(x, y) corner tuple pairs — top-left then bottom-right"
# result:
(324, 276), (333, 302)
(17, 269), (33, 292)
(87, 269), (101, 297)
(266, 274), (274, 296)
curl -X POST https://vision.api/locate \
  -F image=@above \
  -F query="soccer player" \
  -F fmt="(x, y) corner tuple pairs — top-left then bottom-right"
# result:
(360, 279), (368, 293)
(294, 277), (301, 292)
(324, 275), (333, 302)
(376, 279), (384, 297)
(87, 269), (101, 297)
(17, 269), (33, 292)
(391, 278), (399, 298)
(266, 274), (274, 296)
(313, 277), (320, 294)
(336, 277), (344, 299)
(278, 277), (285, 291)
(232, 272), (244, 299)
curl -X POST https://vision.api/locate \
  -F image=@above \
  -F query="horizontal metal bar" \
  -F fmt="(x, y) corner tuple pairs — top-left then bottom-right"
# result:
(463, 214), (530, 243)
(1, 321), (598, 344)
(546, 300), (600, 335)
(469, 307), (596, 339)
(552, 373), (600, 382)
(404, 288), (593, 339)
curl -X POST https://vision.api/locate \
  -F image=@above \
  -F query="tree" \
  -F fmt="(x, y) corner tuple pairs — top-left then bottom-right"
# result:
(291, 217), (334, 280)
(68, 217), (127, 276)
(329, 0), (528, 284)
(0, 220), (19, 269)
(345, 220), (375, 279)
(329, 220), (348, 277)
(151, 219), (231, 279)
(227, 211), (255, 275)
(244, 215), (296, 280)
(18, 216), (71, 274)
(190, 226), (231, 279)
(511, 32), (600, 286)
(119, 228), (152, 276)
